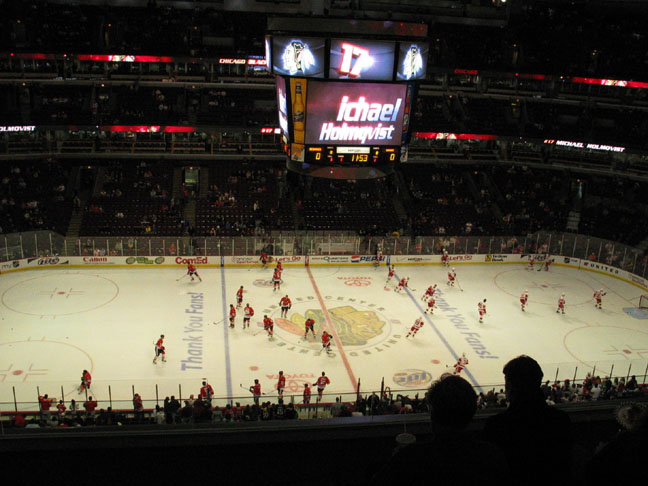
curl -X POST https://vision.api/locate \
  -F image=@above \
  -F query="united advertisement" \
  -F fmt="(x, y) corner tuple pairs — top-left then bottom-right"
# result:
(305, 81), (407, 146)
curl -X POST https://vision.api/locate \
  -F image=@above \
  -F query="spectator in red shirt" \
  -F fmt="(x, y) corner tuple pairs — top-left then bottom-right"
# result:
(39, 394), (54, 418)
(84, 396), (98, 420)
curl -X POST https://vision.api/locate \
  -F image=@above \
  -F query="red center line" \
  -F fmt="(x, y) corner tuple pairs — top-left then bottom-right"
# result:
(306, 266), (358, 389)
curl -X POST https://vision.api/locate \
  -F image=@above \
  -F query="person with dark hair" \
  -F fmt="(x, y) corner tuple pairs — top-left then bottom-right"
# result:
(586, 403), (648, 482)
(373, 373), (509, 485)
(482, 355), (573, 483)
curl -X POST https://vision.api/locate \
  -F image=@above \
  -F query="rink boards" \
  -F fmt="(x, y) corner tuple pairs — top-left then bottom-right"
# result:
(2, 253), (647, 293)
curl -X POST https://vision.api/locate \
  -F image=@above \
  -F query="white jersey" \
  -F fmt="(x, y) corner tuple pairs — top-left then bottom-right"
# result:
(411, 318), (424, 331)
(520, 292), (528, 302)
(478, 301), (486, 313)
(593, 290), (605, 300)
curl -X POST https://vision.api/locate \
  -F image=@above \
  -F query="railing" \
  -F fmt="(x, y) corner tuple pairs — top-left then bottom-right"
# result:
(2, 230), (647, 280)
(3, 367), (646, 417)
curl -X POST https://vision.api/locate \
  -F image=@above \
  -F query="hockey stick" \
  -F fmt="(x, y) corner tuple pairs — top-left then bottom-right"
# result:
(176, 273), (188, 282)
(212, 319), (224, 326)
(456, 281), (464, 292)
(240, 383), (267, 395)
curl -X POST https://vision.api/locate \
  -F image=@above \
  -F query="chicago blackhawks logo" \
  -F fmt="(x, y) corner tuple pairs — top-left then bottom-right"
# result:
(260, 296), (402, 357)
(282, 41), (316, 75)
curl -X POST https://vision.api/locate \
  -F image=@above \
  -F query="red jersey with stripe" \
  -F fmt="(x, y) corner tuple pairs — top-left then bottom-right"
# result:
(244, 306), (254, 318)
(236, 288), (244, 299)
(279, 296), (291, 307)
(316, 376), (330, 388)
(264, 317), (273, 329)
(273, 269), (281, 281)
(188, 264), (196, 273)
(230, 307), (236, 318)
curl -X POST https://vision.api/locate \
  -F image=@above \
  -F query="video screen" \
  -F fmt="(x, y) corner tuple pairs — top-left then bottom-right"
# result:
(305, 81), (407, 146)
(329, 39), (396, 81)
(275, 76), (289, 137)
(396, 42), (429, 81)
(272, 36), (325, 78)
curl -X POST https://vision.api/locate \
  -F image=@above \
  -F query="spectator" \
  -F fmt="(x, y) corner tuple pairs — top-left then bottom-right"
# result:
(373, 373), (509, 485)
(84, 396), (98, 420)
(482, 355), (573, 483)
(586, 403), (648, 483)
(133, 393), (144, 423)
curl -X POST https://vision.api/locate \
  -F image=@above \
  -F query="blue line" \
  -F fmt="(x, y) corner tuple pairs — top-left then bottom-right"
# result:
(394, 272), (483, 389)
(220, 263), (233, 399)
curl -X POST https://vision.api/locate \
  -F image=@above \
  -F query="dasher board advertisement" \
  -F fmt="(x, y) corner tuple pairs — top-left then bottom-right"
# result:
(272, 36), (325, 78)
(305, 81), (406, 146)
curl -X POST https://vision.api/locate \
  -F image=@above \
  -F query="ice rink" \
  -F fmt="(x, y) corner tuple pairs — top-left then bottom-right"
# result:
(1, 261), (647, 411)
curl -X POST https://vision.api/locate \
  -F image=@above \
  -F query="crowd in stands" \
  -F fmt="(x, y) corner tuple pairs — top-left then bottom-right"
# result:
(0, 160), (72, 235)
(3, 2), (648, 81)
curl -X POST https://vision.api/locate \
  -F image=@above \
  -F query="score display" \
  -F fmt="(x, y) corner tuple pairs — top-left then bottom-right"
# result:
(304, 145), (399, 164)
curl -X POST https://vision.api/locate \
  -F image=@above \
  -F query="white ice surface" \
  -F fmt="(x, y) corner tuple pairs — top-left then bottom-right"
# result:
(1, 263), (646, 410)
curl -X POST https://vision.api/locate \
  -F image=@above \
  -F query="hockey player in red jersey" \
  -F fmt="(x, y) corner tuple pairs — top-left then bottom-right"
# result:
(153, 334), (166, 364)
(447, 268), (457, 287)
(187, 263), (202, 282)
(200, 380), (214, 405)
(263, 315), (274, 339)
(77, 369), (92, 393)
(260, 252), (269, 268)
(384, 265), (396, 287)
(557, 294), (566, 314)
(394, 277), (409, 293)
(425, 297), (436, 314)
(520, 290), (529, 312)
(452, 353), (469, 375)
(249, 379), (261, 405)
(543, 257), (553, 271)
(478, 299), (487, 323)
(236, 286), (244, 308)
(279, 295), (292, 318)
(243, 303), (254, 329)
(422, 284), (438, 301)
(272, 267), (282, 292)
(406, 317), (424, 338)
(593, 289), (606, 309)
(527, 256), (536, 271)
(276, 261), (283, 272)
(313, 372), (330, 401)
(441, 250), (449, 267)
(304, 317), (316, 339)
(229, 304), (236, 328)
(321, 331), (332, 354)
(303, 383), (311, 404)
(277, 370), (286, 398)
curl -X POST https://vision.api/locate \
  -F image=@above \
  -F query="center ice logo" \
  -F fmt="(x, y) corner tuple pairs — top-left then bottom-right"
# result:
(276, 305), (386, 346)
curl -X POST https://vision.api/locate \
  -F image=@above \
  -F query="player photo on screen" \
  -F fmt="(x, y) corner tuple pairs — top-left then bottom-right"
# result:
(305, 81), (407, 146)
(272, 36), (325, 78)
(329, 39), (396, 81)
(396, 42), (429, 81)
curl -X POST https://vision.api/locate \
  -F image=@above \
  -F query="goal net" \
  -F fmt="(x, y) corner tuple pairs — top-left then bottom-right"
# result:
(640, 295), (648, 309)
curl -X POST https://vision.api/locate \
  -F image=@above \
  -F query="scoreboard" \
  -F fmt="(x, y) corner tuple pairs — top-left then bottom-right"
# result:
(305, 145), (399, 164)
(266, 28), (425, 175)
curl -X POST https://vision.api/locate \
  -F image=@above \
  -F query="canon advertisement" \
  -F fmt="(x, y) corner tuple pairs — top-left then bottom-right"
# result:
(329, 39), (395, 81)
(271, 36), (325, 78)
(305, 81), (407, 146)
